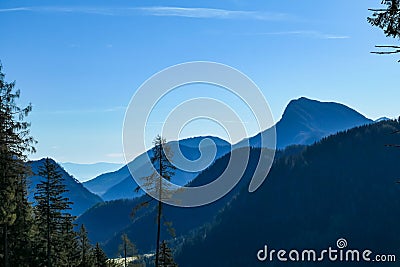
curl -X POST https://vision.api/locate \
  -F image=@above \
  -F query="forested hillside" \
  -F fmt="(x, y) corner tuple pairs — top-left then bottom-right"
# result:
(176, 120), (400, 266)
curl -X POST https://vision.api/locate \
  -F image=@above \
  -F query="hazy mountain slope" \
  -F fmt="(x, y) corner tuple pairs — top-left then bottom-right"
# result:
(28, 158), (103, 216)
(84, 136), (231, 200)
(176, 120), (400, 267)
(83, 165), (131, 196)
(60, 162), (123, 182)
(78, 147), (255, 255)
(77, 144), (303, 256)
(101, 140), (230, 201)
(78, 98), (378, 257)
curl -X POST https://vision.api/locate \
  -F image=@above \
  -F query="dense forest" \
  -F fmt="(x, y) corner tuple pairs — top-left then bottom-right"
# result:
(175, 120), (400, 266)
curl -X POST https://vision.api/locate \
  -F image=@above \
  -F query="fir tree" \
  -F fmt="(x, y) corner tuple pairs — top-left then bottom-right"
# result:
(77, 224), (93, 267)
(8, 170), (35, 267)
(0, 63), (36, 267)
(93, 243), (108, 267)
(60, 213), (80, 267)
(158, 241), (178, 267)
(34, 158), (74, 267)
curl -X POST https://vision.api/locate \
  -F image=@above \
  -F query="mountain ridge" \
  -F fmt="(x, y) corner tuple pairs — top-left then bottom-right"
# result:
(83, 136), (231, 200)
(60, 162), (124, 182)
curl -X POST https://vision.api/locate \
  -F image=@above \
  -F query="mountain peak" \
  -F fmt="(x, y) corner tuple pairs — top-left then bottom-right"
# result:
(293, 96), (315, 102)
(282, 97), (368, 120)
(30, 157), (57, 165)
(277, 97), (372, 147)
(375, 117), (391, 122)
(235, 97), (373, 149)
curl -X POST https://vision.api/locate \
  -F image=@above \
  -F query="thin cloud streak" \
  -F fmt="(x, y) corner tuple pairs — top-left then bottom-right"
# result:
(0, 6), (115, 15)
(0, 7), (31, 12)
(135, 7), (289, 20)
(0, 6), (290, 20)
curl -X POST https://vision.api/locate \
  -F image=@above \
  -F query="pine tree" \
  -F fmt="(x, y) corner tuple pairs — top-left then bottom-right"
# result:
(158, 241), (178, 267)
(8, 171), (35, 267)
(0, 63), (36, 267)
(93, 243), (108, 267)
(33, 158), (74, 267)
(60, 213), (80, 267)
(77, 224), (93, 267)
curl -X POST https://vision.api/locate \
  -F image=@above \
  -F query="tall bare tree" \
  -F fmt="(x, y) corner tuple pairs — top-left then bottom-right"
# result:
(135, 135), (176, 267)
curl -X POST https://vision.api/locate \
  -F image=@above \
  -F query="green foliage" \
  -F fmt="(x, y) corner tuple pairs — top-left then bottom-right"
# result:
(77, 224), (94, 267)
(369, 0), (400, 38)
(158, 241), (178, 267)
(94, 243), (108, 267)
(33, 158), (78, 266)
(60, 213), (80, 267)
(0, 63), (36, 266)
(7, 175), (36, 267)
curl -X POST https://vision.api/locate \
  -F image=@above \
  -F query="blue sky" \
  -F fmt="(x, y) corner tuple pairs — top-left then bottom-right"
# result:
(0, 0), (399, 163)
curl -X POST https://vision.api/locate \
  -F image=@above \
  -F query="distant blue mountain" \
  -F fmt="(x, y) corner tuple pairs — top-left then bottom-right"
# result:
(76, 99), (388, 256)
(60, 162), (124, 182)
(237, 97), (373, 149)
(28, 158), (103, 216)
(83, 136), (231, 201)
(85, 97), (373, 200)
(82, 165), (131, 197)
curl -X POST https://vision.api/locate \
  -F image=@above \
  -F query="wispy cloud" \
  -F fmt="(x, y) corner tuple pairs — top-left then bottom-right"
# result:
(0, 7), (31, 12)
(135, 7), (288, 20)
(0, 6), (115, 15)
(256, 30), (350, 40)
(0, 6), (290, 21)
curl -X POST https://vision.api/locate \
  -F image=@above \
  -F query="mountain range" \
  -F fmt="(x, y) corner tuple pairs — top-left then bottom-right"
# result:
(23, 96), (389, 259)
(77, 145), (305, 256)
(83, 97), (372, 201)
(83, 136), (231, 201)
(76, 97), (388, 258)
